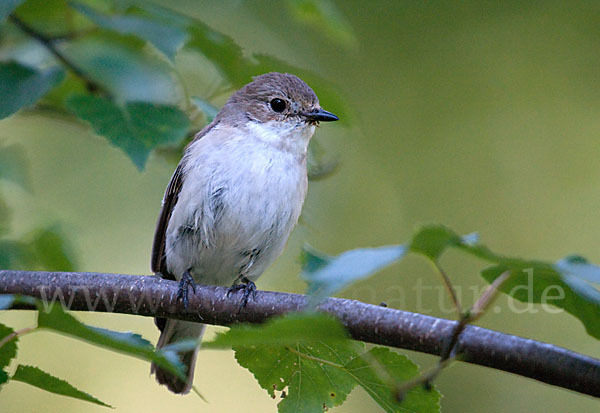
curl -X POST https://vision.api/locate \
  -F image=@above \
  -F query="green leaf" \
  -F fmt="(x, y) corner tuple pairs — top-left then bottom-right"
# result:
(409, 225), (469, 261)
(26, 226), (76, 271)
(71, 3), (188, 61)
(301, 244), (406, 305)
(204, 313), (349, 349)
(482, 264), (600, 339)
(212, 313), (435, 412)
(63, 30), (183, 104)
(14, 0), (86, 35)
(0, 62), (65, 119)
(0, 323), (18, 374)
(0, 0), (24, 22)
(0, 240), (29, 269)
(0, 144), (31, 190)
(285, 0), (358, 49)
(37, 303), (185, 378)
(0, 369), (8, 386)
(134, 2), (347, 119)
(410, 225), (600, 339)
(206, 313), (357, 411)
(67, 95), (189, 170)
(344, 347), (441, 413)
(11, 365), (112, 407)
(555, 255), (600, 284)
(236, 341), (359, 412)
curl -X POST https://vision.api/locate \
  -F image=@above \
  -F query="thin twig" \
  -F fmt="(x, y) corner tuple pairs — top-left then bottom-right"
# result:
(433, 260), (462, 318)
(396, 271), (513, 397)
(8, 14), (109, 96)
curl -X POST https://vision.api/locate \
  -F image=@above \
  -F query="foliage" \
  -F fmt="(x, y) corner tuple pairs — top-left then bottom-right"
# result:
(0, 144), (76, 272)
(0, 301), (188, 407)
(10, 365), (112, 407)
(302, 224), (600, 340)
(0, 0), (344, 171)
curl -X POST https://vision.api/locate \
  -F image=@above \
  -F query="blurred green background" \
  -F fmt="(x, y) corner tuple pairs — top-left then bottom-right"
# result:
(1, 0), (600, 411)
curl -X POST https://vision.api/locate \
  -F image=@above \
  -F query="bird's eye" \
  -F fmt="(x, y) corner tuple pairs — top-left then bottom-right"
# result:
(270, 98), (286, 113)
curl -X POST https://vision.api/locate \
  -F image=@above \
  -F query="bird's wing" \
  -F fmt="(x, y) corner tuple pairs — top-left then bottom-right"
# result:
(151, 120), (221, 279)
(151, 162), (185, 279)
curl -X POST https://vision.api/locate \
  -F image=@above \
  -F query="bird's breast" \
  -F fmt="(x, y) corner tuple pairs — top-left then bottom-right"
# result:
(165, 134), (308, 283)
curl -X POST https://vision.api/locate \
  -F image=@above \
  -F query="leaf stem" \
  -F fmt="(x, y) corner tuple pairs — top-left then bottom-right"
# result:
(433, 260), (463, 318)
(0, 325), (36, 350)
(396, 271), (512, 398)
(8, 14), (110, 96)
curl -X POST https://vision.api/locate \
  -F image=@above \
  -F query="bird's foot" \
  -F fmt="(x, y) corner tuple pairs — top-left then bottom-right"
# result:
(227, 277), (257, 311)
(176, 269), (196, 309)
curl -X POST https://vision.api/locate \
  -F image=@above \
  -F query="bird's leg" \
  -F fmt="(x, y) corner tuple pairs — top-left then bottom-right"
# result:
(227, 276), (257, 310)
(176, 268), (196, 309)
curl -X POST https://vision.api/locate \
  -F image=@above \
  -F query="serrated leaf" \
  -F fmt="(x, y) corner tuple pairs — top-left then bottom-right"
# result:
(0, 62), (65, 119)
(67, 95), (189, 170)
(215, 313), (434, 412)
(0, 322), (16, 388)
(235, 341), (359, 412)
(410, 225), (600, 340)
(207, 313), (357, 410)
(0, 323), (18, 374)
(204, 313), (349, 349)
(0, 369), (8, 386)
(37, 303), (184, 378)
(0, 0), (24, 22)
(301, 244), (406, 305)
(11, 365), (112, 407)
(0, 144), (31, 190)
(71, 3), (187, 61)
(344, 347), (440, 413)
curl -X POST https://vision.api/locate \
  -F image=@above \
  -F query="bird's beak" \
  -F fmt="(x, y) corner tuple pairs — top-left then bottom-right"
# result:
(301, 108), (339, 122)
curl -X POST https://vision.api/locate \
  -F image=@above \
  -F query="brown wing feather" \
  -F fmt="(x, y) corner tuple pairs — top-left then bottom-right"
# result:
(151, 162), (185, 279)
(150, 119), (221, 279)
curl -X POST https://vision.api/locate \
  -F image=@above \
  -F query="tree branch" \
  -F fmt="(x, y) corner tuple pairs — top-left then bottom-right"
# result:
(0, 269), (598, 398)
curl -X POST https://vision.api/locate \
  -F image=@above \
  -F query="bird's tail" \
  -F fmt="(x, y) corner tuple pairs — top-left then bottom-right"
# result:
(151, 318), (205, 394)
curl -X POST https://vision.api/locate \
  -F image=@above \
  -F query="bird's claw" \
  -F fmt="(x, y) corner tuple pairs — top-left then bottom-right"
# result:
(227, 277), (257, 312)
(177, 269), (196, 309)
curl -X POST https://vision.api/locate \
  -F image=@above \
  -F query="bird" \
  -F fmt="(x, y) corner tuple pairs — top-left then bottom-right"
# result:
(150, 72), (339, 393)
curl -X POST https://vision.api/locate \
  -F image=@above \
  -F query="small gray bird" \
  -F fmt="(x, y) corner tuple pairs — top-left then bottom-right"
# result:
(150, 72), (338, 393)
